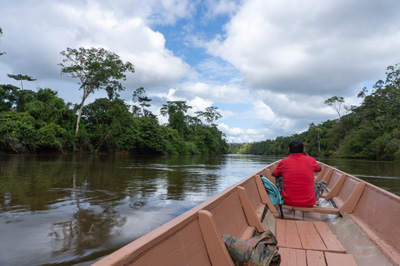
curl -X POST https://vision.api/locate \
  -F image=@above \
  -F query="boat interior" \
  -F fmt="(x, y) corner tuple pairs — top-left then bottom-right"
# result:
(93, 162), (400, 266)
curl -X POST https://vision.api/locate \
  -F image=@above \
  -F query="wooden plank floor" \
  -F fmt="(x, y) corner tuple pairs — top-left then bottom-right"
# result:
(280, 248), (358, 266)
(276, 220), (346, 253)
(276, 219), (357, 265)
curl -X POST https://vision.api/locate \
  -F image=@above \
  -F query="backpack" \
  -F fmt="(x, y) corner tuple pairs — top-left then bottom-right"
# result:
(261, 175), (284, 206)
(222, 230), (281, 266)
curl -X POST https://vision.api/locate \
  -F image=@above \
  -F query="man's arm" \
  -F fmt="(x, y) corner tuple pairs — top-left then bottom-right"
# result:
(272, 163), (282, 178)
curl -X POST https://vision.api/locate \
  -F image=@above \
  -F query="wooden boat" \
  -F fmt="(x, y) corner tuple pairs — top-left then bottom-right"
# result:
(93, 162), (400, 266)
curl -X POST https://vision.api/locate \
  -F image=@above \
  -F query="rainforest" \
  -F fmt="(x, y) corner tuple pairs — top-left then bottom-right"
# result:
(231, 64), (400, 161)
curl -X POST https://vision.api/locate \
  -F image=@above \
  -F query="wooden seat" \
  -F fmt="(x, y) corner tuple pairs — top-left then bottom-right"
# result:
(255, 168), (367, 218)
(254, 174), (341, 219)
(281, 204), (340, 215)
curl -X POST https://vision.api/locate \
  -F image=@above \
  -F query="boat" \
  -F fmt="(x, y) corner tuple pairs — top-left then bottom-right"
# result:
(93, 161), (400, 266)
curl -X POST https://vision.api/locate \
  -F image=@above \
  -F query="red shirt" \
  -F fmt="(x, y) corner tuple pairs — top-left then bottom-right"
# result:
(273, 153), (320, 207)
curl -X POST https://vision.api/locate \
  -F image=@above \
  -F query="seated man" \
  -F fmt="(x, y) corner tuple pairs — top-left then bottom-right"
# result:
(272, 140), (326, 207)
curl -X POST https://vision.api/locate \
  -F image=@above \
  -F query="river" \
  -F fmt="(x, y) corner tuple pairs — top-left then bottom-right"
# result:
(0, 154), (399, 266)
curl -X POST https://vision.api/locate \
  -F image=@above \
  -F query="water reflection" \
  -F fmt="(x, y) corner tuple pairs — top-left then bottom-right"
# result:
(0, 154), (398, 266)
(49, 173), (127, 257)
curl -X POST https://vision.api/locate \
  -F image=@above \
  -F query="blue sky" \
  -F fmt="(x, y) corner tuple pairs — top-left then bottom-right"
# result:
(1, 0), (400, 142)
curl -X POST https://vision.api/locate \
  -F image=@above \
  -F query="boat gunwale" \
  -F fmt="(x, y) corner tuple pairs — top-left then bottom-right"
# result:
(319, 162), (400, 266)
(93, 168), (264, 265)
(94, 163), (400, 266)
(319, 162), (400, 203)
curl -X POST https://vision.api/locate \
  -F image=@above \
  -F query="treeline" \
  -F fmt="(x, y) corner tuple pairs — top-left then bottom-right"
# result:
(233, 64), (400, 161)
(0, 29), (227, 155)
(0, 85), (228, 154)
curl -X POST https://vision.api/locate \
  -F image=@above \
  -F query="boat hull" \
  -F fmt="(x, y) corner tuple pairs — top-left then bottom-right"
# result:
(93, 162), (400, 266)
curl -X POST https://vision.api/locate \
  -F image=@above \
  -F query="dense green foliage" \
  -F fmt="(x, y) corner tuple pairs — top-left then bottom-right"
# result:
(0, 39), (227, 154)
(234, 64), (400, 161)
(0, 85), (228, 154)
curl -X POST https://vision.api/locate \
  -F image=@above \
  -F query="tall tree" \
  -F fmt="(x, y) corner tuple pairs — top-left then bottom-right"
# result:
(0, 27), (5, 56)
(59, 47), (134, 136)
(324, 96), (345, 119)
(132, 87), (153, 117)
(195, 106), (222, 126)
(7, 74), (36, 90)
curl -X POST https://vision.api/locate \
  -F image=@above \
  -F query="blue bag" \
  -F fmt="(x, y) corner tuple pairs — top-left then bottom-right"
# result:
(261, 176), (284, 206)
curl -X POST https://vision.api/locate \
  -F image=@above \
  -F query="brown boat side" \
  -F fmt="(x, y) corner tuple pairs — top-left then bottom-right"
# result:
(93, 169), (263, 266)
(349, 182), (400, 266)
(93, 162), (400, 266)
(93, 205), (210, 266)
(238, 176), (268, 220)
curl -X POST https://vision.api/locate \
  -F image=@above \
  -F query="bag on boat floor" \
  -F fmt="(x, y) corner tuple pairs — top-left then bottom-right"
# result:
(222, 230), (281, 266)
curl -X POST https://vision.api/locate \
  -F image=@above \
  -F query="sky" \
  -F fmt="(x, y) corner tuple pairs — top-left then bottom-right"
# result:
(1, 0), (400, 143)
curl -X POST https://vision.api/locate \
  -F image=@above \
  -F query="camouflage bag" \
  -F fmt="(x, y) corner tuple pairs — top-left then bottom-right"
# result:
(222, 230), (281, 266)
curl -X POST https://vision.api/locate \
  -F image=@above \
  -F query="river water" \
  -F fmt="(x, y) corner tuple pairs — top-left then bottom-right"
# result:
(0, 154), (399, 266)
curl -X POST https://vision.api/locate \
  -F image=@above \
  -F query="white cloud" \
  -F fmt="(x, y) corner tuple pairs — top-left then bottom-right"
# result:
(176, 81), (248, 104)
(84, 0), (196, 26)
(191, 0), (400, 140)
(0, 0), (189, 91)
(187, 97), (213, 113)
(203, 0), (243, 19)
(206, 0), (400, 97)
(218, 123), (274, 142)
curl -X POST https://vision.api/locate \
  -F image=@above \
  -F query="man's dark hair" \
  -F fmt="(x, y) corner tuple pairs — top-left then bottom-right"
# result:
(289, 140), (304, 153)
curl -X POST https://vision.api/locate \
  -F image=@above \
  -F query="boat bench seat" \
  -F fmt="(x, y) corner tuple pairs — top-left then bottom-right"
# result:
(256, 166), (367, 218)
(253, 174), (340, 219)
(281, 204), (340, 215)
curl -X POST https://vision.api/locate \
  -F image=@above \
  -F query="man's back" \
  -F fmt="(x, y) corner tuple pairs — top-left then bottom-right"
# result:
(273, 153), (320, 207)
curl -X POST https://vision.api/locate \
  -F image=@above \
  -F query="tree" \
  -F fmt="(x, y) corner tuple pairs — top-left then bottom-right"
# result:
(324, 96), (345, 119)
(132, 87), (153, 117)
(7, 74), (36, 90)
(160, 101), (192, 136)
(81, 97), (136, 152)
(195, 106), (222, 126)
(0, 27), (5, 56)
(59, 47), (134, 136)
(0, 112), (36, 153)
(0, 84), (19, 111)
